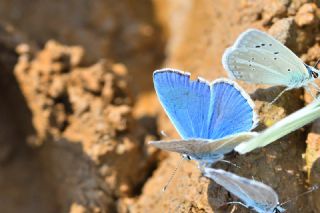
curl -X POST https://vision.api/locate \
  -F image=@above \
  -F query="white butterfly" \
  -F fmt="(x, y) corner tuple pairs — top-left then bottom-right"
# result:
(222, 29), (320, 102)
(203, 168), (285, 213)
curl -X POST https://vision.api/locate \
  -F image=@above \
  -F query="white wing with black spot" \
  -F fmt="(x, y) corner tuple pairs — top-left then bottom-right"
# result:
(222, 29), (310, 87)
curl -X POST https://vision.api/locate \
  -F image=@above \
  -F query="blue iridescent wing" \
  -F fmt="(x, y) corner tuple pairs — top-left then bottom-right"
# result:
(206, 79), (258, 139)
(153, 69), (257, 139)
(153, 69), (211, 139)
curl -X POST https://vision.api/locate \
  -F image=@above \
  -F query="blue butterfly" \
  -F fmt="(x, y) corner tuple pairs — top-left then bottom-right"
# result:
(204, 168), (285, 213)
(149, 68), (258, 165)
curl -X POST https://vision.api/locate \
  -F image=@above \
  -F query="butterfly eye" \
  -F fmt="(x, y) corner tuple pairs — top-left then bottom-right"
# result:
(181, 154), (191, 160)
(312, 71), (319, 78)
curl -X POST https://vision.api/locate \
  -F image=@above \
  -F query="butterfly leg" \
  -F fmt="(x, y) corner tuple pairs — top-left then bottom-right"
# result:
(309, 82), (320, 99)
(304, 85), (317, 99)
(310, 82), (320, 91)
(226, 201), (249, 209)
(269, 87), (291, 105)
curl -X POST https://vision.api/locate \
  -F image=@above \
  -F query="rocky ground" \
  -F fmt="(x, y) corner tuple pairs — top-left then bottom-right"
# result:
(0, 0), (319, 213)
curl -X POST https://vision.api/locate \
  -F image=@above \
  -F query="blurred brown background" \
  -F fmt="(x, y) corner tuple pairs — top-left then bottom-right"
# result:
(0, 0), (320, 212)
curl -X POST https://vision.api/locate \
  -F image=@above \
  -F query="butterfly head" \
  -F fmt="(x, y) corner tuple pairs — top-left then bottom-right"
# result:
(273, 205), (285, 213)
(311, 68), (319, 79)
(305, 64), (319, 79)
(182, 154), (192, 161)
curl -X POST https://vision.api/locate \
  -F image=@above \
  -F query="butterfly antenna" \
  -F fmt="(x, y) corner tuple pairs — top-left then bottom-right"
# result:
(219, 159), (241, 168)
(280, 184), (319, 206)
(314, 59), (320, 69)
(162, 156), (185, 192)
